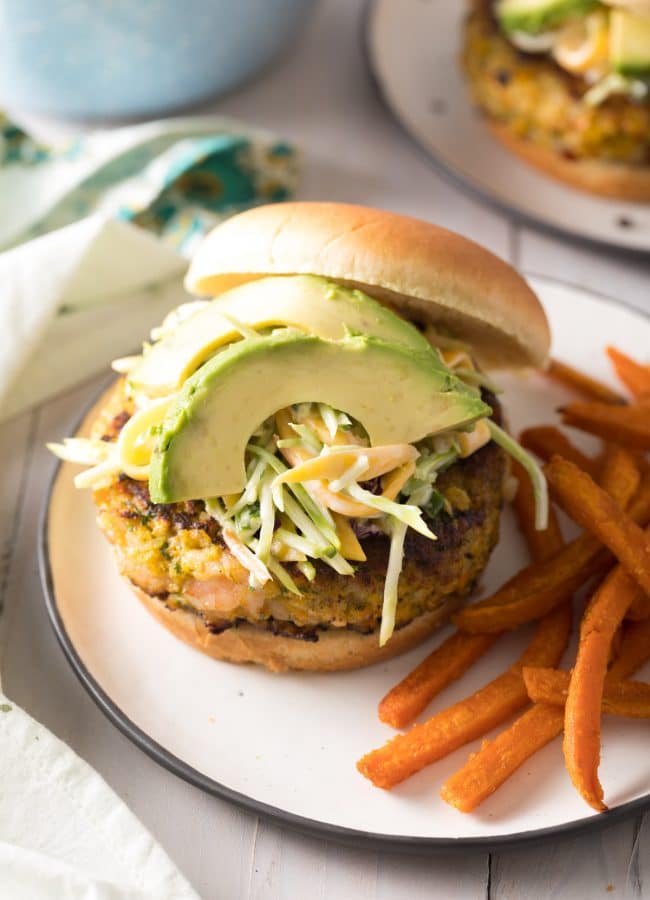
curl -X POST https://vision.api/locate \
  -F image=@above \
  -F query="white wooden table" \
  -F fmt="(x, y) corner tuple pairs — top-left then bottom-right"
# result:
(2, 1), (649, 897)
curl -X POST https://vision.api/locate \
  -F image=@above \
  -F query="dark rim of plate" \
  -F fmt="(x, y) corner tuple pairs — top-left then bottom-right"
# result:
(38, 276), (650, 854)
(361, 0), (649, 257)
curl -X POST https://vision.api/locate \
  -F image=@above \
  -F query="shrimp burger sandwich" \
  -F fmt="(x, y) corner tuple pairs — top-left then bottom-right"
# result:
(463, 0), (650, 200)
(50, 203), (550, 672)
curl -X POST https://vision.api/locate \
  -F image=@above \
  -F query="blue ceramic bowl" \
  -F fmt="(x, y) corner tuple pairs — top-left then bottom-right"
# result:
(0, 0), (316, 119)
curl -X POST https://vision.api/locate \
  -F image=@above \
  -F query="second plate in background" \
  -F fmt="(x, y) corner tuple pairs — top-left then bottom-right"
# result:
(365, 0), (650, 254)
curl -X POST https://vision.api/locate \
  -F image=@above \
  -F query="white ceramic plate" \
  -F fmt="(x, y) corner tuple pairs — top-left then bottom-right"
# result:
(364, 0), (650, 254)
(41, 277), (650, 850)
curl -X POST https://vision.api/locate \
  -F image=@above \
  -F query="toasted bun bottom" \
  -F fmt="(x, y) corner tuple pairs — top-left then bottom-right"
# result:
(130, 583), (465, 673)
(488, 121), (650, 203)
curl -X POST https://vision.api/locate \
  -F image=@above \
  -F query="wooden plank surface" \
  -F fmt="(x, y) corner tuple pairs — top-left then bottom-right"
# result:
(1, 0), (648, 897)
(518, 228), (650, 316)
(491, 817), (646, 899)
(0, 410), (36, 651)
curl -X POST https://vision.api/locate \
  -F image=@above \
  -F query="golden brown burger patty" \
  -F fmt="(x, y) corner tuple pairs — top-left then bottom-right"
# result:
(463, 1), (650, 166)
(91, 390), (506, 642)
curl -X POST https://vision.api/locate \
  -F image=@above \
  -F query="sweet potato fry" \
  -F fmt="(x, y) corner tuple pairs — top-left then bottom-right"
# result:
(359, 671), (528, 789)
(377, 632), (499, 729)
(436, 469), (650, 806)
(561, 401), (650, 451)
(453, 472), (650, 634)
(454, 472), (650, 634)
(563, 552), (649, 812)
(441, 609), (650, 814)
(609, 624), (623, 666)
(440, 704), (564, 813)
(627, 471), (650, 525)
(520, 426), (600, 478)
(357, 603), (571, 789)
(377, 461), (561, 730)
(519, 603), (573, 668)
(599, 681), (650, 716)
(598, 445), (641, 510)
(608, 618), (650, 679)
(546, 457), (650, 597)
(523, 667), (568, 705)
(546, 359), (625, 404)
(607, 347), (650, 399)
(523, 667), (650, 717)
(452, 534), (609, 633)
(455, 450), (648, 632)
(512, 459), (564, 563)
(625, 587), (650, 621)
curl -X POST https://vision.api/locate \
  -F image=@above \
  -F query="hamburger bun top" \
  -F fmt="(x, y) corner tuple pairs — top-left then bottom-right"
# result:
(185, 202), (550, 369)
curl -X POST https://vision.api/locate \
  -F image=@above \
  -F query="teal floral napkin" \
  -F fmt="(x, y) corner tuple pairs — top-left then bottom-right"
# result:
(0, 113), (299, 420)
(0, 112), (298, 254)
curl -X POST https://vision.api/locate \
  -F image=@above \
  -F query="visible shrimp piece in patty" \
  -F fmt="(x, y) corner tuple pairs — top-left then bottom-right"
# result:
(185, 575), (268, 616)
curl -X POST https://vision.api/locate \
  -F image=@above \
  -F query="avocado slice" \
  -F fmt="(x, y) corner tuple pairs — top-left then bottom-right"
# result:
(610, 9), (650, 77)
(149, 331), (490, 503)
(129, 275), (433, 396)
(496, 0), (599, 34)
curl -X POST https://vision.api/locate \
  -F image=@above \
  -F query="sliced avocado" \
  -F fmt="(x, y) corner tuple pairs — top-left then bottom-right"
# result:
(496, 0), (598, 34)
(610, 9), (650, 77)
(129, 275), (434, 396)
(149, 331), (490, 503)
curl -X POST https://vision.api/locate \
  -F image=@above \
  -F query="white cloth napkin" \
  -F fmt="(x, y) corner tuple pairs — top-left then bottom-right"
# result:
(0, 694), (198, 899)
(0, 214), (187, 422)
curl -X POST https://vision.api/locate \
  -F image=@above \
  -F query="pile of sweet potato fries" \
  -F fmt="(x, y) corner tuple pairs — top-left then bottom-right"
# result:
(357, 346), (650, 814)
